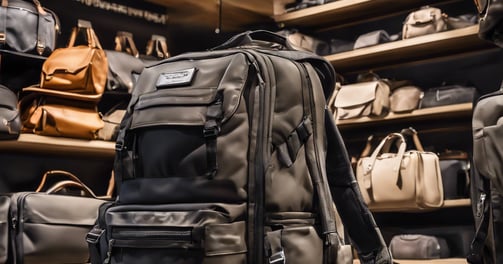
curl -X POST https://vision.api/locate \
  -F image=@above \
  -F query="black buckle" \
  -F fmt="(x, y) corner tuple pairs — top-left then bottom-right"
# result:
(86, 227), (105, 244)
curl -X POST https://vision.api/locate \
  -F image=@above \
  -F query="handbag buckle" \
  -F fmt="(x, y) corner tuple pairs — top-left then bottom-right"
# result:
(0, 33), (5, 43)
(269, 250), (286, 264)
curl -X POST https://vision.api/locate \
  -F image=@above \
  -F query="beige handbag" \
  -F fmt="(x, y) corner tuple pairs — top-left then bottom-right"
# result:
(389, 85), (423, 113)
(356, 130), (444, 212)
(329, 81), (390, 120)
(403, 6), (448, 39)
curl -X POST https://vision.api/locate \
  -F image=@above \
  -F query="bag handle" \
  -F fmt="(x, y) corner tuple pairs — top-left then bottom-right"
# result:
(45, 180), (98, 199)
(400, 127), (425, 152)
(115, 31), (139, 57)
(363, 133), (407, 190)
(210, 30), (296, 51)
(145, 34), (169, 59)
(67, 19), (103, 49)
(36, 170), (87, 192)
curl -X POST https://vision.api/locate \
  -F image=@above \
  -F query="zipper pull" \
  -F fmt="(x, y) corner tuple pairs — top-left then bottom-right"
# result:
(103, 239), (115, 264)
(476, 193), (486, 217)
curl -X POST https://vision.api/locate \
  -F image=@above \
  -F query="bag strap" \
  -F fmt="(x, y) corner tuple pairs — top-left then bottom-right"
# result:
(67, 19), (103, 49)
(210, 30), (296, 51)
(400, 127), (425, 151)
(145, 34), (169, 59)
(362, 133), (407, 191)
(467, 175), (491, 264)
(36, 170), (87, 192)
(115, 31), (139, 57)
(324, 109), (387, 257)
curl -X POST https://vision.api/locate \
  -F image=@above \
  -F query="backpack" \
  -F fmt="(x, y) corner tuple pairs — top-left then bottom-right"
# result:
(87, 30), (391, 264)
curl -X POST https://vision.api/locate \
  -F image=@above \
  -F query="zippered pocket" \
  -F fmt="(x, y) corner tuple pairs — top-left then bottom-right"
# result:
(100, 204), (247, 264)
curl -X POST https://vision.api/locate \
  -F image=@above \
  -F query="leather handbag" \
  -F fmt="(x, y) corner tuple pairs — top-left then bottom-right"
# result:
(0, 84), (21, 139)
(34, 19), (108, 101)
(356, 130), (444, 211)
(390, 234), (450, 259)
(402, 6), (448, 39)
(105, 31), (145, 93)
(19, 93), (104, 140)
(329, 80), (390, 120)
(97, 104), (126, 141)
(476, 0), (503, 47)
(0, 170), (106, 264)
(140, 34), (170, 62)
(0, 0), (60, 56)
(419, 84), (476, 108)
(389, 85), (423, 113)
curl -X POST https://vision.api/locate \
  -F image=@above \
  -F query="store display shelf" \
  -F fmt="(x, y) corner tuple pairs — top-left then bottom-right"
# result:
(325, 25), (495, 73)
(355, 258), (467, 263)
(0, 133), (115, 156)
(336, 103), (473, 129)
(443, 199), (471, 208)
(274, 0), (460, 30)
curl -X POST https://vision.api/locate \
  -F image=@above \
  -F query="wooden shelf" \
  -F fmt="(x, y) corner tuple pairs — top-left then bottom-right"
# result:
(324, 25), (496, 73)
(443, 199), (471, 208)
(355, 258), (467, 264)
(274, 0), (460, 30)
(336, 103), (473, 129)
(0, 134), (115, 157)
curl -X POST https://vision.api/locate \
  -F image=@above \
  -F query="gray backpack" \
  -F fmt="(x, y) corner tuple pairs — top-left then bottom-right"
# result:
(87, 30), (391, 264)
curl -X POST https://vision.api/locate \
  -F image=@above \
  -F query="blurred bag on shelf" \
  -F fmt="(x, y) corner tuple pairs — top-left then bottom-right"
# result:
(390, 234), (450, 259)
(0, 84), (21, 139)
(328, 80), (390, 120)
(402, 6), (448, 39)
(419, 84), (476, 108)
(0, 0), (60, 56)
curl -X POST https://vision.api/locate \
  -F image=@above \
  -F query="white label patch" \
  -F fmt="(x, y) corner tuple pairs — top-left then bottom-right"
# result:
(156, 68), (196, 87)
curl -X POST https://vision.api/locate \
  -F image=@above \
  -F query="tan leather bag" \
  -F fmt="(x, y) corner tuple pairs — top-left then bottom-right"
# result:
(329, 81), (390, 120)
(19, 94), (104, 140)
(356, 131), (444, 212)
(34, 19), (108, 101)
(389, 85), (423, 113)
(403, 6), (448, 39)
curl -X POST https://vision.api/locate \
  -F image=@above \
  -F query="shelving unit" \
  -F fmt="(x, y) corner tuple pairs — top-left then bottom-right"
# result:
(273, 1), (488, 262)
(0, 134), (115, 157)
(325, 25), (495, 73)
(274, 0), (462, 30)
(336, 103), (472, 129)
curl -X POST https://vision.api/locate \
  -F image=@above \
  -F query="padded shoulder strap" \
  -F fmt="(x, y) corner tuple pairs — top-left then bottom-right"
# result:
(324, 109), (388, 257)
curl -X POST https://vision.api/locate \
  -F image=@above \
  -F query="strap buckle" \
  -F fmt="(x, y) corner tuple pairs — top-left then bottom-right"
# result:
(269, 250), (286, 264)
(0, 33), (5, 43)
(86, 226), (105, 244)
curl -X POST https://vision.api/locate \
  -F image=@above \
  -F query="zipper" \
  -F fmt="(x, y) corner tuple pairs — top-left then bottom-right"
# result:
(113, 229), (192, 241)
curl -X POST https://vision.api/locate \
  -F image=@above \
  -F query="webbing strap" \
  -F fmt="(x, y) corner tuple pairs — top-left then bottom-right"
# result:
(203, 91), (224, 178)
(467, 176), (491, 264)
(276, 117), (313, 167)
(0, 1), (7, 46)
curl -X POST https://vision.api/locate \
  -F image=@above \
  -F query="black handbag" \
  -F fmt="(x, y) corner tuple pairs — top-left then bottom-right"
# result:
(0, 84), (21, 139)
(0, 0), (60, 56)
(419, 84), (477, 108)
(105, 31), (145, 93)
(475, 0), (503, 47)
(0, 170), (107, 264)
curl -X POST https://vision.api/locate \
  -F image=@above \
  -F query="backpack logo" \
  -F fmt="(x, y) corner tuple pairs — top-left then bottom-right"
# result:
(156, 68), (196, 88)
